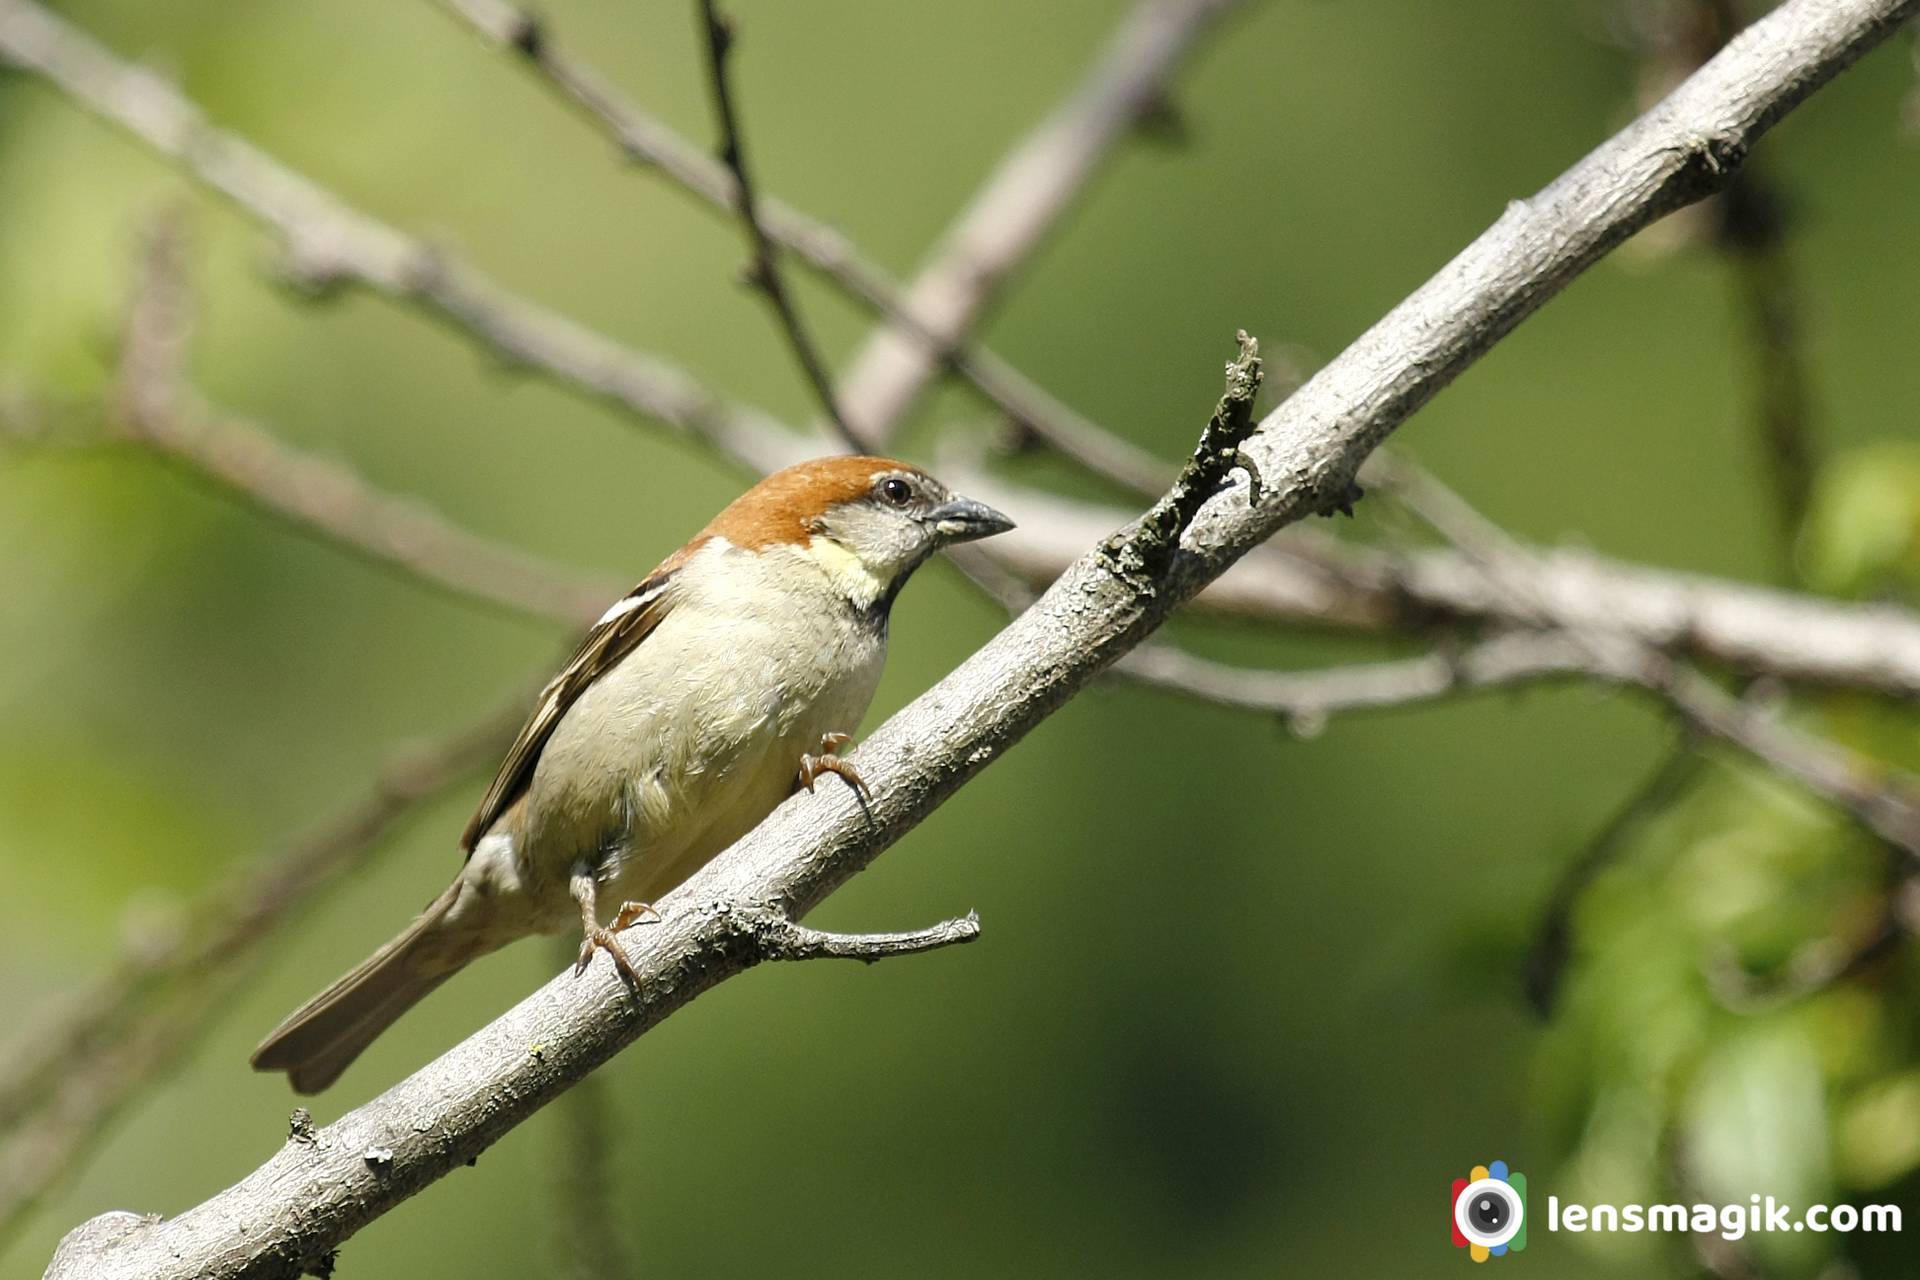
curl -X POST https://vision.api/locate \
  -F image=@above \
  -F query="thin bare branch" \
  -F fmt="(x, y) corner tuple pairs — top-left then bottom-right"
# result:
(107, 216), (617, 626)
(1088, 329), (1264, 598)
(0, 0), (1209, 683)
(0, 0), (800, 476)
(1660, 666), (1920, 851)
(0, 696), (525, 1241)
(0, 0), (1192, 562)
(1113, 631), (1603, 731)
(130, 390), (618, 624)
(829, 0), (1243, 447)
(966, 474), (1920, 698)
(0, 375), (624, 629)
(1720, 171), (1819, 549)
(0, 0), (1207, 491)
(1524, 740), (1707, 1015)
(693, 0), (856, 447)
(432, 0), (1196, 493)
(1368, 454), (1920, 856)
(38, 3), (1920, 1272)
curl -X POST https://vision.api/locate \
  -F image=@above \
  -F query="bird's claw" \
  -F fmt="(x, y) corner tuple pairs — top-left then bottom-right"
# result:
(609, 900), (660, 930)
(575, 928), (639, 984)
(575, 902), (657, 987)
(797, 732), (870, 802)
(568, 852), (657, 989)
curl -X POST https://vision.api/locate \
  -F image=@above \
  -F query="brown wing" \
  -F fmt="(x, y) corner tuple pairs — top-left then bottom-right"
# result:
(459, 564), (682, 852)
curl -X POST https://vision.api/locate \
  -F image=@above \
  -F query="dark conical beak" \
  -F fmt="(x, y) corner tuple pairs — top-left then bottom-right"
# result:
(925, 495), (1015, 544)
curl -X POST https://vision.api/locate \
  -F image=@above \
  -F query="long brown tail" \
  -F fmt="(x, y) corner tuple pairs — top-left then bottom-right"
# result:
(251, 883), (476, 1094)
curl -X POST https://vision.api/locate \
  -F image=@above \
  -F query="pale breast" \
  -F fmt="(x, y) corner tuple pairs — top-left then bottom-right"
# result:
(517, 539), (887, 914)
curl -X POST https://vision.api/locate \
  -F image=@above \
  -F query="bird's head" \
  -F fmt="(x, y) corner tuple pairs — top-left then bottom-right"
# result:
(706, 456), (1014, 613)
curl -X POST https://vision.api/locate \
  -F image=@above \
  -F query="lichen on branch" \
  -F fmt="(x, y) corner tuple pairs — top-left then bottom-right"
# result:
(1103, 329), (1263, 586)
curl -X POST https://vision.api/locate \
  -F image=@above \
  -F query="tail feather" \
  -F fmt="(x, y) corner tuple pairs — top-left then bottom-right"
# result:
(252, 883), (473, 1094)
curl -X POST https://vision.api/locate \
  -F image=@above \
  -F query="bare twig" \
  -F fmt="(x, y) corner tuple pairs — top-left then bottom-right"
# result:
(1368, 454), (1920, 856)
(828, 0), (1243, 448)
(693, 0), (855, 447)
(1658, 668), (1920, 852)
(0, 0), (1177, 500)
(1114, 631), (1604, 732)
(38, 3), (1920, 1272)
(0, 0), (801, 477)
(1523, 741), (1707, 1015)
(966, 475), (1920, 698)
(1103, 330), (1263, 582)
(1719, 170), (1818, 550)
(124, 389), (618, 624)
(0, 696), (525, 1240)
(107, 217), (618, 626)
(432, 0), (1195, 493)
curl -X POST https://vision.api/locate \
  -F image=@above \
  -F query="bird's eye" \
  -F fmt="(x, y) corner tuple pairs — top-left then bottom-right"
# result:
(879, 477), (913, 507)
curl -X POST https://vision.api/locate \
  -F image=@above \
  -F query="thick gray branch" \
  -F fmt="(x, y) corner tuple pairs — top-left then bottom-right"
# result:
(43, 1), (1920, 1275)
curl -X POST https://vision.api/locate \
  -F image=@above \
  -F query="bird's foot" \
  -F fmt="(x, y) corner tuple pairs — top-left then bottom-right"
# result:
(797, 732), (870, 802)
(569, 867), (655, 989)
(575, 926), (641, 987)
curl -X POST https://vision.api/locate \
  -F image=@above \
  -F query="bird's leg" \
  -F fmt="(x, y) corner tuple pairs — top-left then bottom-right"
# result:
(569, 866), (644, 987)
(797, 731), (870, 802)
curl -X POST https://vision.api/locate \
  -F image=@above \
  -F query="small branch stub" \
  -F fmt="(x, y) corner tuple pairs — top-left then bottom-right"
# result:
(727, 905), (983, 964)
(1104, 329), (1263, 584)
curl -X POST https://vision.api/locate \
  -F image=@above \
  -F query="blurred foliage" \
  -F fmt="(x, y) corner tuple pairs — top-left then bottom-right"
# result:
(1801, 443), (1920, 596)
(1537, 754), (1916, 1276)
(1, 1), (1919, 1278)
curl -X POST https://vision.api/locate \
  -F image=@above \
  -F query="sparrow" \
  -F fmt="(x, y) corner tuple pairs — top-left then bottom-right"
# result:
(251, 456), (1013, 1093)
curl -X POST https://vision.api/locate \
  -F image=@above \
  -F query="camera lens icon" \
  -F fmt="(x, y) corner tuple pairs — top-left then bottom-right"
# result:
(1451, 1161), (1527, 1261)
(1457, 1179), (1521, 1245)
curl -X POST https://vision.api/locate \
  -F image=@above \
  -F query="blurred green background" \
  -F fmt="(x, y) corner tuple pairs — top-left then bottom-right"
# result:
(2, 0), (1918, 1276)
